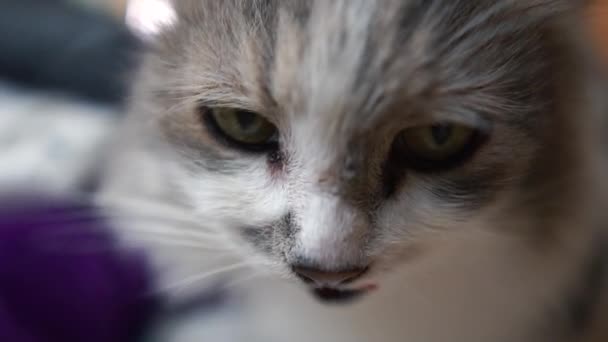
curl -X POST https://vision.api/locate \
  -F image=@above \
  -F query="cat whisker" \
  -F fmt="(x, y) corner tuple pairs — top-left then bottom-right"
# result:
(27, 209), (225, 242)
(158, 261), (256, 295)
(222, 269), (267, 290)
(96, 196), (195, 219)
(108, 218), (224, 237)
(120, 224), (223, 237)
(33, 196), (196, 226)
(121, 234), (229, 251)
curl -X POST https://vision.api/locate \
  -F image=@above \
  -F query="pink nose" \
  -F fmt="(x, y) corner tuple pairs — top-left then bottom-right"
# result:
(293, 266), (367, 286)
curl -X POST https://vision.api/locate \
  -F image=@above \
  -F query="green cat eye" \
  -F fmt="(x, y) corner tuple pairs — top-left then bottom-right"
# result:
(208, 107), (278, 150)
(398, 123), (479, 170)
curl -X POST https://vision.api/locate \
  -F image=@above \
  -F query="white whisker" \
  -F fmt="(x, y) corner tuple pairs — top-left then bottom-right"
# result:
(159, 261), (255, 294)
(222, 269), (266, 289)
(116, 222), (224, 240)
(124, 234), (229, 251)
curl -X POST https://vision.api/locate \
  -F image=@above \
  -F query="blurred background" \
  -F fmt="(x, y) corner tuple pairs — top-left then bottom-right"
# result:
(0, 0), (182, 194)
(0, 0), (134, 194)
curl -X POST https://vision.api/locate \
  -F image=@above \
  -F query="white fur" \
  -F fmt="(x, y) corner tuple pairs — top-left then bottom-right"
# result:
(101, 1), (604, 340)
(296, 194), (367, 268)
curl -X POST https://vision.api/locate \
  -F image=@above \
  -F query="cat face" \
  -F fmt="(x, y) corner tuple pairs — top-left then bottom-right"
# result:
(131, 0), (592, 301)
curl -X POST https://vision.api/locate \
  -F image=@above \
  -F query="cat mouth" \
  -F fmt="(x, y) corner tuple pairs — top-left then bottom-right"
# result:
(311, 284), (378, 304)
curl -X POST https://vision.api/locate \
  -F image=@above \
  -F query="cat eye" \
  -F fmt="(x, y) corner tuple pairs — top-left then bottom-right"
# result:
(396, 123), (482, 171)
(205, 107), (279, 151)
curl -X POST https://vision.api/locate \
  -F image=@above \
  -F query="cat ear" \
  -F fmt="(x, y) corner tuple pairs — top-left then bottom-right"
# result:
(125, 0), (177, 41)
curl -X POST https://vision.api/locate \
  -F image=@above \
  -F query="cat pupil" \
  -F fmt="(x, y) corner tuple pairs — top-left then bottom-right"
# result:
(235, 110), (258, 130)
(431, 124), (453, 146)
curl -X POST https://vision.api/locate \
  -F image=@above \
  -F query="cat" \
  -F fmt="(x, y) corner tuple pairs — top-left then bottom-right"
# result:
(100, 0), (608, 341)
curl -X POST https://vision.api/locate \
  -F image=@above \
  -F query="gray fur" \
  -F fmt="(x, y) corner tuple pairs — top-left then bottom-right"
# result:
(103, 1), (608, 341)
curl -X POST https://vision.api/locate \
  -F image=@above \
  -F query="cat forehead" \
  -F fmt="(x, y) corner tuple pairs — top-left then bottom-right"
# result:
(144, 0), (588, 203)
(156, 0), (578, 134)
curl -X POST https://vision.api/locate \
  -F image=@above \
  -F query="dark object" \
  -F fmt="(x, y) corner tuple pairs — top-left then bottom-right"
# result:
(0, 194), (157, 342)
(0, 0), (141, 105)
(312, 287), (366, 304)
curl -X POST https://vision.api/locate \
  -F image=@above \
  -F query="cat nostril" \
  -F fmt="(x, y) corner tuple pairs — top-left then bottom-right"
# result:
(292, 266), (368, 286)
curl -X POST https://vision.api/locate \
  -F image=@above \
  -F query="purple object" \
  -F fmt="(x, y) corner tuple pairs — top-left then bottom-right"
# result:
(0, 194), (157, 342)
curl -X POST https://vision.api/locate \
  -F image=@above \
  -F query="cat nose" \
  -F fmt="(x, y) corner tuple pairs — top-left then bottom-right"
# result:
(292, 265), (368, 286)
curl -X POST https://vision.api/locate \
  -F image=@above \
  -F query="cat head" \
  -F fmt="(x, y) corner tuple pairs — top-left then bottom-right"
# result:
(129, 0), (600, 302)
